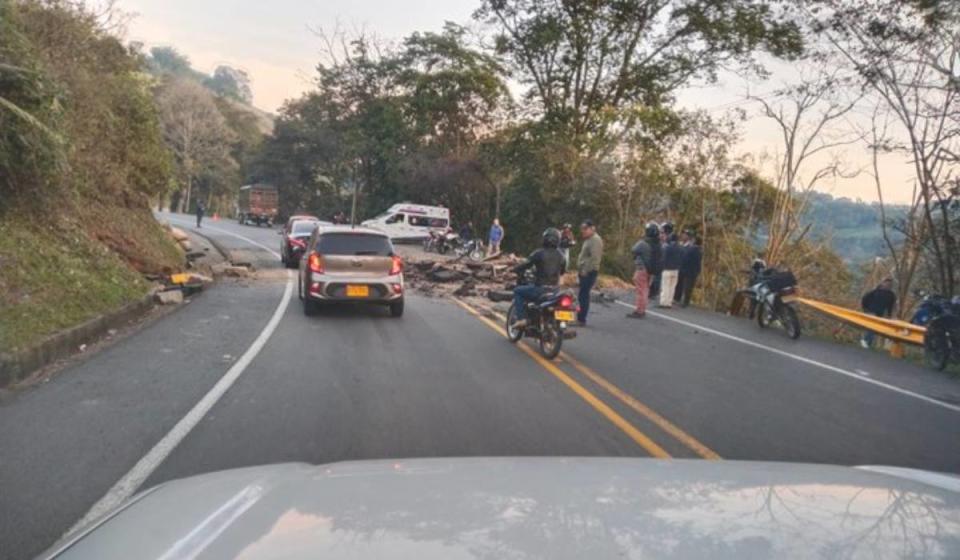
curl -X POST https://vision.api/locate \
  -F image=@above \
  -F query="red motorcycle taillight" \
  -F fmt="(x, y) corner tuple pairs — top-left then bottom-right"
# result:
(558, 294), (574, 309)
(308, 253), (324, 273)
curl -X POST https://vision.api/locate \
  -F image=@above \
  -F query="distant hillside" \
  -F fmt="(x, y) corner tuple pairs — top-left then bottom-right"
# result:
(800, 192), (908, 265)
(144, 46), (274, 134)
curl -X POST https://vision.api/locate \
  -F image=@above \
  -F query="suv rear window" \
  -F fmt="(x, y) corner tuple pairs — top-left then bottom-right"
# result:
(316, 233), (393, 256)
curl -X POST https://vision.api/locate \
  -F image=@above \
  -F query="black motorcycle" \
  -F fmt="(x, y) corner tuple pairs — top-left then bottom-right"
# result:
(754, 269), (802, 340)
(455, 238), (485, 262)
(505, 274), (577, 359)
(913, 292), (960, 371)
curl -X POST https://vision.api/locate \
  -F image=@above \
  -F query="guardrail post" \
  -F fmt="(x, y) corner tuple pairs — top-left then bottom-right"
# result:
(889, 341), (905, 359)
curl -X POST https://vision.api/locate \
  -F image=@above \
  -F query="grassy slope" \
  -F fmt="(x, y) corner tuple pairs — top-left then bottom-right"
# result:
(0, 205), (182, 353)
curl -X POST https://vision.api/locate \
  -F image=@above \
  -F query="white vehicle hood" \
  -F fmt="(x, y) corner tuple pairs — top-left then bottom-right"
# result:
(47, 458), (960, 560)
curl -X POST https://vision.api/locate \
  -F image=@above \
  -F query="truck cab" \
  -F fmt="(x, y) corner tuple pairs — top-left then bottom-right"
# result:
(362, 203), (450, 241)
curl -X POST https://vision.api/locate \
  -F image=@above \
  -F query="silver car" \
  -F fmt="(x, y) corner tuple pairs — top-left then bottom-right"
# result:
(43, 458), (960, 559)
(298, 226), (404, 317)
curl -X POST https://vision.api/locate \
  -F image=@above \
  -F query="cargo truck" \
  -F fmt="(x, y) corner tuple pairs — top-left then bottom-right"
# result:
(237, 184), (278, 227)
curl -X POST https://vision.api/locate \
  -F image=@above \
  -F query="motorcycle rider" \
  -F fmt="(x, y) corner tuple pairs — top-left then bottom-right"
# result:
(511, 228), (566, 329)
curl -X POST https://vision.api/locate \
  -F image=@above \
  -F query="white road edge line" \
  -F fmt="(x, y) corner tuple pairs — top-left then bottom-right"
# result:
(164, 216), (280, 257)
(68, 219), (294, 535)
(613, 300), (960, 414)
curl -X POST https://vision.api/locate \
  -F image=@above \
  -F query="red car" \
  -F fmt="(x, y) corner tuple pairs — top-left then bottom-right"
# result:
(280, 218), (320, 268)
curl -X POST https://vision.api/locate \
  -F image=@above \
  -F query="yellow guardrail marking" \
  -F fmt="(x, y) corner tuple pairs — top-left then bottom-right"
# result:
(796, 297), (925, 346)
(451, 298), (672, 459)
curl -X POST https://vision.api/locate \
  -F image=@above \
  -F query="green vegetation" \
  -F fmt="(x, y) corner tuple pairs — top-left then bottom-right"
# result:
(0, 0), (182, 353)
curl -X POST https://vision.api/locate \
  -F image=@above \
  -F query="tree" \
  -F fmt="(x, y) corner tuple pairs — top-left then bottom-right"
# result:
(475, 0), (804, 143)
(205, 65), (253, 104)
(812, 0), (960, 294)
(155, 78), (235, 213)
(748, 67), (862, 267)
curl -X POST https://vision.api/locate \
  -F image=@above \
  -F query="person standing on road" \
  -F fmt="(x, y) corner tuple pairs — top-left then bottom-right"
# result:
(559, 224), (576, 267)
(675, 230), (702, 307)
(576, 220), (603, 326)
(860, 277), (896, 348)
(195, 201), (205, 228)
(459, 221), (474, 242)
(660, 233), (682, 308)
(488, 218), (504, 256)
(628, 223), (661, 318)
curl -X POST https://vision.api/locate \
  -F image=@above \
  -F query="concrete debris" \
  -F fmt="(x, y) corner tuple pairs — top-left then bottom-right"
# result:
(178, 239), (193, 252)
(215, 264), (251, 278)
(169, 227), (189, 242)
(155, 289), (184, 305)
(400, 247), (623, 312)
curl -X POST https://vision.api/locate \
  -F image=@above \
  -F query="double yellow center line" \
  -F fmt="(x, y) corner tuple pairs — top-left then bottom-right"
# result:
(452, 298), (720, 460)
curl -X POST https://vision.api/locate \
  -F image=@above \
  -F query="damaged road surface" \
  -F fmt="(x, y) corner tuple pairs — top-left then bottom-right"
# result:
(3, 213), (960, 560)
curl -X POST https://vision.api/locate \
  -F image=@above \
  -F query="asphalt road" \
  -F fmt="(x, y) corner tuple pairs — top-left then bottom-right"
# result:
(2, 211), (959, 559)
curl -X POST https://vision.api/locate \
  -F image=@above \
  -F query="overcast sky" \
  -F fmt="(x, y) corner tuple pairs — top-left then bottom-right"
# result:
(116, 0), (916, 204)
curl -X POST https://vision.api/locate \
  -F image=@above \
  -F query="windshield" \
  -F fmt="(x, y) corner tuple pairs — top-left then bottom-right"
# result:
(291, 220), (317, 235)
(316, 233), (393, 256)
(6, 2), (960, 559)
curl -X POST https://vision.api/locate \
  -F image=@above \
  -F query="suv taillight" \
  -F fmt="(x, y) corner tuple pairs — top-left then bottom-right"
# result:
(390, 255), (403, 276)
(308, 253), (324, 273)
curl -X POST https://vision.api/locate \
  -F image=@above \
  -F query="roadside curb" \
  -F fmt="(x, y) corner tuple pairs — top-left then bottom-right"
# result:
(0, 295), (154, 389)
(186, 227), (233, 262)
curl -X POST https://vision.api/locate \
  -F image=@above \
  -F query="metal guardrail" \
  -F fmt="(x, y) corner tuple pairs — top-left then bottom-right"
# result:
(796, 297), (926, 346)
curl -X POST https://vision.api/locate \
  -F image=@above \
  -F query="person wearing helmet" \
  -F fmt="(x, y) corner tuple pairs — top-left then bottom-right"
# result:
(628, 223), (662, 318)
(511, 227), (567, 328)
(660, 232), (682, 308)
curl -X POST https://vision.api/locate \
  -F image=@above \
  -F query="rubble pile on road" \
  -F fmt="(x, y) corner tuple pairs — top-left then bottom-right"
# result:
(399, 248), (627, 308)
(401, 252), (521, 303)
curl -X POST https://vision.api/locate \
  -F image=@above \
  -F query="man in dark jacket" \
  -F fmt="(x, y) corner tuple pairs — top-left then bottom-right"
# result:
(627, 223), (661, 318)
(195, 201), (205, 228)
(860, 278), (896, 348)
(459, 222), (474, 242)
(659, 234), (682, 308)
(675, 230), (701, 307)
(511, 228), (566, 328)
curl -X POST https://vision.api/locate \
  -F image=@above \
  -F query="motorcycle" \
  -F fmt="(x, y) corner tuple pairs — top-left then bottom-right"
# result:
(455, 238), (485, 262)
(422, 231), (441, 253)
(912, 292), (960, 371)
(754, 269), (802, 340)
(505, 272), (577, 359)
(737, 262), (768, 320)
(436, 231), (459, 255)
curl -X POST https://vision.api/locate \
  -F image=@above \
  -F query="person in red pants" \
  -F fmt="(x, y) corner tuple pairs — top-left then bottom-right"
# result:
(627, 223), (661, 318)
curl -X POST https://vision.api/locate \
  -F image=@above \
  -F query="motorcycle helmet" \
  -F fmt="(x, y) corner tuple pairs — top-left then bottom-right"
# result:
(751, 258), (766, 272)
(542, 227), (561, 248)
(661, 221), (674, 235)
(644, 222), (660, 239)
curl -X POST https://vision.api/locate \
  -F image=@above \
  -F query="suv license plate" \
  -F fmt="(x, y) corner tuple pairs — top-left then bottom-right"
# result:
(346, 285), (369, 297)
(555, 310), (575, 322)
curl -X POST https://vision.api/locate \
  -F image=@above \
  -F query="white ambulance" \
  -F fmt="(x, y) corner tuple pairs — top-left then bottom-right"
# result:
(362, 203), (451, 241)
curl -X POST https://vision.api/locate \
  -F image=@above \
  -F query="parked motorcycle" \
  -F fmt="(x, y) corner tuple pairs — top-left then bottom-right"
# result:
(737, 259), (768, 320)
(455, 238), (485, 262)
(753, 268), (801, 339)
(505, 272), (577, 359)
(912, 291), (960, 371)
(422, 231), (440, 253)
(436, 231), (459, 255)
